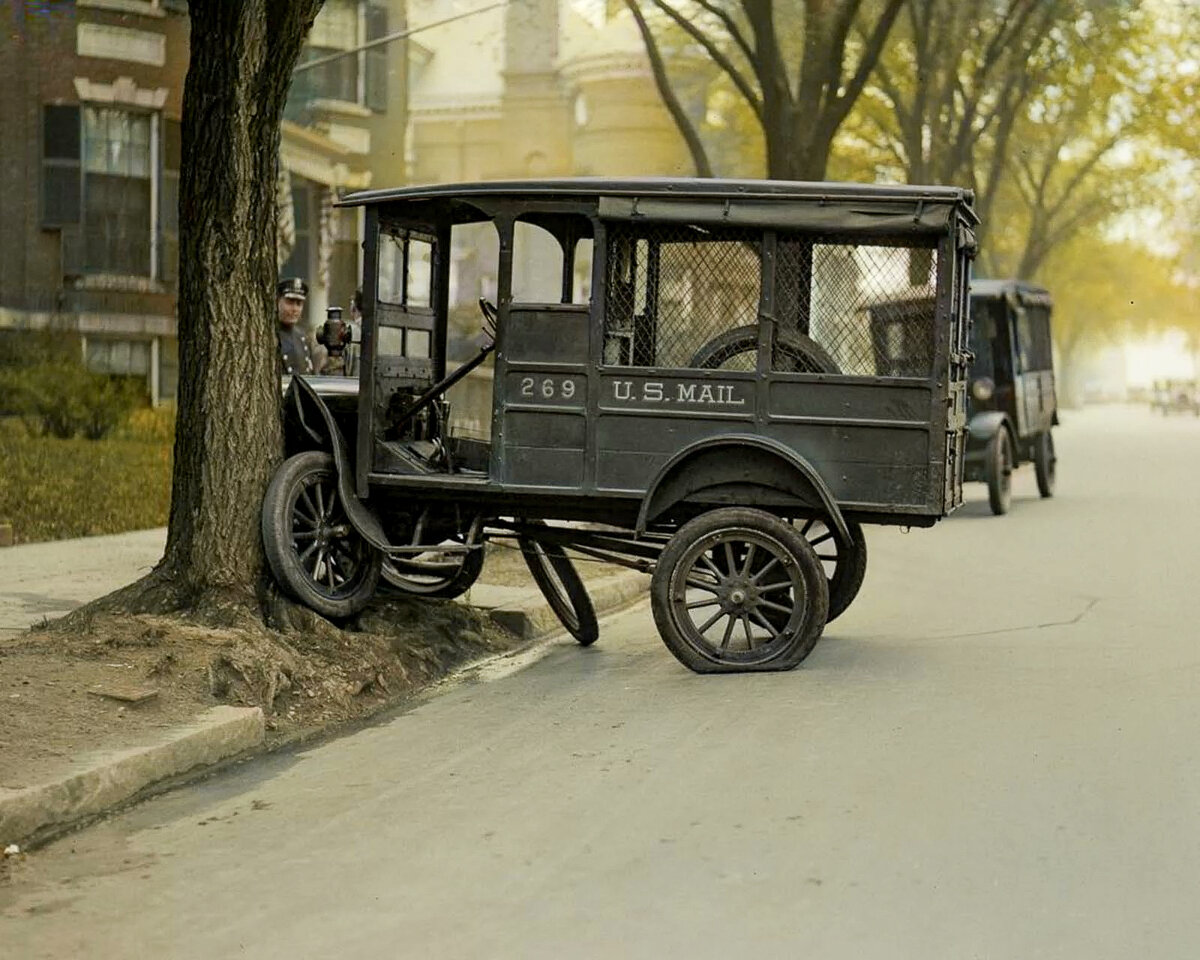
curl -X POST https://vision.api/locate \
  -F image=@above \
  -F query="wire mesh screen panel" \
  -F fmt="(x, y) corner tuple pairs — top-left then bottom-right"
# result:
(603, 224), (762, 369)
(775, 238), (939, 378)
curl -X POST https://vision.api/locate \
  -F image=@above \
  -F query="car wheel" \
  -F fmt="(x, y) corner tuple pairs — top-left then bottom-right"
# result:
(650, 508), (829, 673)
(262, 451), (382, 619)
(985, 429), (1013, 516)
(518, 536), (599, 646)
(1033, 431), (1056, 499)
(688, 325), (839, 373)
(380, 538), (484, 600)
(796, 517), (867, 624)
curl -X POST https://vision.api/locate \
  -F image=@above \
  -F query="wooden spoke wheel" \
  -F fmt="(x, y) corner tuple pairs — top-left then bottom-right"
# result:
(985, 429), (1013, 516)
(650, 508), (829, 673)
(262, 451), (382, 619)
(381, 537), (484, 600)
(688, 325), (839, 374)
(1034, 430), (1056, 499)
(796, 517), (867, 624)
(518, 536), (599, 646)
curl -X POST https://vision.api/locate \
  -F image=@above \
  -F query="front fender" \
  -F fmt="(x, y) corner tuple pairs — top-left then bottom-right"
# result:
(285, 377), (391, 551)
(967, 410), (1010, 446)
(636, 434), (851, 545)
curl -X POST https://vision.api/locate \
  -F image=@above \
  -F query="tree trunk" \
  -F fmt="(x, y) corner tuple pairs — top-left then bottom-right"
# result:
(153, 0), (324, 611)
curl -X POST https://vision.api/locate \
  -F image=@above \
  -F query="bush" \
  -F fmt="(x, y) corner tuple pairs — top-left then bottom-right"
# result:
(118, 406), (177, 444)
(0, 361), (143, 440)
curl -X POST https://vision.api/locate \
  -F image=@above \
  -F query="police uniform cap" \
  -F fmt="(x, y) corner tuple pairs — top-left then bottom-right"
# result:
(278, 277), (309, 300)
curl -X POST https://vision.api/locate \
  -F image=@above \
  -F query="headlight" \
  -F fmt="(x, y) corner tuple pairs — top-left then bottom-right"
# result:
(971, 377), (995, 402)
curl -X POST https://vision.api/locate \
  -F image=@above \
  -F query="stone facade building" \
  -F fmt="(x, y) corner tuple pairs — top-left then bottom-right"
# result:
(0, 0), (402, 403)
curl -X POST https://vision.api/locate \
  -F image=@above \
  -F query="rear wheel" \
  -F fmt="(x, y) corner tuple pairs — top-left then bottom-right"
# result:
(651, 508), (828, 673)
(797, 518), (867, 623)
(262, 451), (382, 619)
(985, 429), (1013, 515)
(518, 536), (599, 646)
(1033, 431), (1056, 498)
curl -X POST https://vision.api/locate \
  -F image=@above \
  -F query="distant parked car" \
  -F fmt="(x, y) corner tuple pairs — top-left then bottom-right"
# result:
(963, 280), (1058, 515)
(1150, 379), (1199, 416)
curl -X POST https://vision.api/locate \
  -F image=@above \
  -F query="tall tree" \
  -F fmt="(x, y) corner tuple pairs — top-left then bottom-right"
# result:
(849, 0), (1067, 243)
(625, 0), (905, 180)
(982, 1), (1168, 279)
(124, 0), (325, 616)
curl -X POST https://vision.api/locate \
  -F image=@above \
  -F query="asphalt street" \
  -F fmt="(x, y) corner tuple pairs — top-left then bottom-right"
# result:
(4, 405), (1200, 959)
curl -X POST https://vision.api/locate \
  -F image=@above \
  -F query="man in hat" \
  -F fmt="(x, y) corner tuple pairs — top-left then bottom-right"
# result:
(276, 277), (316, 375)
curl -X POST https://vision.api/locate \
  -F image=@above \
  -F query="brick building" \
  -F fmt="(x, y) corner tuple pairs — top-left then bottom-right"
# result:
(0, 0), (403, 403)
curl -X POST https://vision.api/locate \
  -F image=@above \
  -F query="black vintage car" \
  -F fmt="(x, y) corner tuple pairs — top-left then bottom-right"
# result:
(264, 178), (978, 673)
(963, 279), (1058, 514)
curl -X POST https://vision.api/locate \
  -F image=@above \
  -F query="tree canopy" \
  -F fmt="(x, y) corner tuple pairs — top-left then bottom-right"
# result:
(624, 0), (906, 180)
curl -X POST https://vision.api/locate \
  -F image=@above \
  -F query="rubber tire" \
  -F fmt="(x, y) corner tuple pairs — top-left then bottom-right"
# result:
(518, 537), (600, 646)
(650, 507), (829, 673)
(380, 546), (484, 600)
(817, 519), (867, 624)
(688, 325), (839, 374)
(985, 429), (1013, 516)
(262, 450), (382, 619)
(1033, 430), (1056, 499)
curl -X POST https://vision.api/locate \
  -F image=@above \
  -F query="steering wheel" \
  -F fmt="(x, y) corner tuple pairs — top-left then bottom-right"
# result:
(478, 298), (498, 346)
(478, 298), (498, 325)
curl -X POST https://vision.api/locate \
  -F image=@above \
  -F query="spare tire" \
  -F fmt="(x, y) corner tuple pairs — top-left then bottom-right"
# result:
(688, 325), (839, 374)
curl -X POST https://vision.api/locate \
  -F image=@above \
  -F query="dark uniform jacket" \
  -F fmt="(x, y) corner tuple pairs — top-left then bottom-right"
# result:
(278, 324), (314, 375)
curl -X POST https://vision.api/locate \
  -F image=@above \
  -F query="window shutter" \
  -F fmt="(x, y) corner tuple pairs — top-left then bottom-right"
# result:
(365, 3), (389, 113)
(161, 117), (181, 284)
(42, 104), (81, 227)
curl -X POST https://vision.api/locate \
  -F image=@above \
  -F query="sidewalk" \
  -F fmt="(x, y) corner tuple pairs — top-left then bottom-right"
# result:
(0, 529), (166, 639)
(0, 530), (649, 848)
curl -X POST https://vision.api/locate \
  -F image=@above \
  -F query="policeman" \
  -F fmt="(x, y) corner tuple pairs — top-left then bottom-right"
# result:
(276, 277), (314, 375)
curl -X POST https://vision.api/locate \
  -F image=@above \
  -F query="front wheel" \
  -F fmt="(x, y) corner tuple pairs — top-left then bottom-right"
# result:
(262, 451), (382, 619)
(518, 536), (599, 646)
(985, 429), (1013, 516)
(380, 537), (485, 600)
(1033, 431), (1056, 499)
(651, 508), (829, 673)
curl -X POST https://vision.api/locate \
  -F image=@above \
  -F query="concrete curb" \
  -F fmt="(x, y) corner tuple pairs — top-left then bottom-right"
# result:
(0, 570), (650, 848)
(486, 570), (650, 640)
(0, 706), (264, 848)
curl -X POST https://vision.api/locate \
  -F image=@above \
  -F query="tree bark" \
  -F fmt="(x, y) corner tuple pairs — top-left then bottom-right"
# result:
(153, 0), (324, 611)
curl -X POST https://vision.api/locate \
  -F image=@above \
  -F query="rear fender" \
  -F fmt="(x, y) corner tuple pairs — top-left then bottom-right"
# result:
(285, 377), (391, 551)
(636, 435), (851, 545)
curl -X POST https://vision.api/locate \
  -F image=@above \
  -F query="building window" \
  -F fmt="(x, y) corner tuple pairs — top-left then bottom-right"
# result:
(42, 103), (168, 279)
(296, 0), (359, 103)
(287, 0), (389, 116)
(82, 106), (154, 276)
(86, 338), (151, 376)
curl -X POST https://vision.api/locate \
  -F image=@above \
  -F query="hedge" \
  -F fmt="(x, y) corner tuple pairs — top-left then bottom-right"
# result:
(0, 414), (172, 544)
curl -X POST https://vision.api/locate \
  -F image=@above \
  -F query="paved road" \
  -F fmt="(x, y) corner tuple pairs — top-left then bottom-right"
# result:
(4, 406), (1200, 959)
